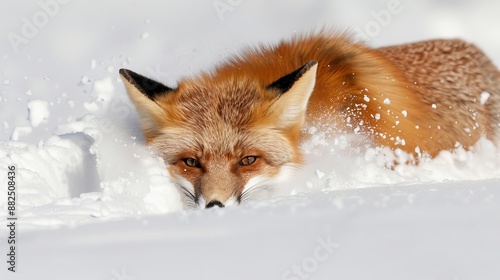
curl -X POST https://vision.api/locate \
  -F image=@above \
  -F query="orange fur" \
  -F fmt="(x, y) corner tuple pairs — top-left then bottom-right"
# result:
(120, 32), (500, 207)
(215, 34), (500, 157)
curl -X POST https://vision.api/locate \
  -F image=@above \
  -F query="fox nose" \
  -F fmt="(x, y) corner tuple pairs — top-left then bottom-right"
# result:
(206, 200), (225, 208)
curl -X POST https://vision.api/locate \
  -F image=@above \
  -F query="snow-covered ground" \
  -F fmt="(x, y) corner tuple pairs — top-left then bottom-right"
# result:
(1, 0), (500, 279)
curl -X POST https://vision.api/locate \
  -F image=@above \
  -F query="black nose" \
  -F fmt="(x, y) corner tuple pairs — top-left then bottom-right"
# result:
(206, 200), (225, 208)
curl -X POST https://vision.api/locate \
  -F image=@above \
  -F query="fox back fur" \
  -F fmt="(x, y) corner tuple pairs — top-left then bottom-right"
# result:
(120, 32), (500, 208)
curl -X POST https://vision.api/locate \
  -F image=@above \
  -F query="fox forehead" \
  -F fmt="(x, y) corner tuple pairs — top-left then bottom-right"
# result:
(149, 77), (295, 162)
(158, 124), (252, 156)
(158, 76), (271, 127)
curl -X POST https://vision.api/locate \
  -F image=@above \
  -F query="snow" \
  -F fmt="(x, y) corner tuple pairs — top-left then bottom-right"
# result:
(1, 0), (500, 279)
(9, 126), (32, 141)
(9, 180), (500, 280)
(27, 99), (50, 127)
(480, 91), (491, 105)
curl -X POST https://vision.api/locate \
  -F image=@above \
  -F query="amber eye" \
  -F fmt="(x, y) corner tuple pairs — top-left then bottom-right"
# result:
(240, 156), (257, 166)
(183, 158), (200, 168)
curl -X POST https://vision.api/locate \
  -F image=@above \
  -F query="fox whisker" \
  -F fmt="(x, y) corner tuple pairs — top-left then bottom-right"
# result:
(240, 178), (275, 203)
(176, 184), (198, 208)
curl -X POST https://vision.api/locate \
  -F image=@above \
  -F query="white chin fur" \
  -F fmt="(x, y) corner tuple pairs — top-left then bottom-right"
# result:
(224, 196), (238, 207)
(240, 164), (298, 201)
(173, 176), (195, 193)
(197, 196), (206, 209)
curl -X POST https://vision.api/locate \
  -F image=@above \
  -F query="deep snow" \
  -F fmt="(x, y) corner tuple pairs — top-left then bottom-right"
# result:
(1, 0), (500, 279)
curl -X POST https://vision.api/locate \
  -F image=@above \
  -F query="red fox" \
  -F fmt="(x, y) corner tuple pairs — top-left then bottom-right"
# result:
(119, 32), (500, 208)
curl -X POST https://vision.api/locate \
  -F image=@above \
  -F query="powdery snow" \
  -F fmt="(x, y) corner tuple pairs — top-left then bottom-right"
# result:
(1, 0), (500, 279)
(27, 100), (50, 127)
(11, 181), (500, 280)
(480, 91), (491, 105)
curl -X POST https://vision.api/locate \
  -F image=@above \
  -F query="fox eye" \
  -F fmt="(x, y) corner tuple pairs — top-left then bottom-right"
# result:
(183, 158), (200, 168)
(240, 156), (257, 166)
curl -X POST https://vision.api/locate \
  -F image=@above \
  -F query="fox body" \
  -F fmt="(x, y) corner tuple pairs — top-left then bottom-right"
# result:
(120, 33), (500, 208)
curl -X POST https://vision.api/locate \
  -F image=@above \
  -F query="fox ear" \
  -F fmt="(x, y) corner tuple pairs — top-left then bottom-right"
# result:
(267, 61), (318, 128)
(119, 68), (173, 101)
(119, 69), (174, 138)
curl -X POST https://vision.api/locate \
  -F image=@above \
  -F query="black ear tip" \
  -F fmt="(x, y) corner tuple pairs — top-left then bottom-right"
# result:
(267, 60), (318, 93)
(119, 68), (174, 100)
(301, 60), (318, 74)
(118, 68), (143, 84)
(119, 68), (134, 81)
(308, 60), (319, 66)
(118, 68), (128, 76)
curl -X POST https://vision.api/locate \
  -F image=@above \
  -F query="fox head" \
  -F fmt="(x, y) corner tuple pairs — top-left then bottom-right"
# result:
(119, 61), (317, 208)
